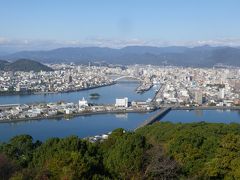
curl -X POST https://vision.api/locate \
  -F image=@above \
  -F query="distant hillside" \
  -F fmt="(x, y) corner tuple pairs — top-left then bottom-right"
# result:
(0, 59), (53, 72)
(3, 45), (240, 67)
(0, 60), (10, 70)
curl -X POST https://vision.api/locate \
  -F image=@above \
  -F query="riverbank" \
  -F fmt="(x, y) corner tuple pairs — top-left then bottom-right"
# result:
(171, 106), (240, 110)
(0, 109), (155, 124)
(0, 82), (116, 96)
(2, 104), (240, 124)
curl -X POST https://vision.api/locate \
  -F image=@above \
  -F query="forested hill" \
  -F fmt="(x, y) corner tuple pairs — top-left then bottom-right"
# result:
(0, 60), (9, 70)
(0, 59), (53, 72)
(1, 122), (240, 179)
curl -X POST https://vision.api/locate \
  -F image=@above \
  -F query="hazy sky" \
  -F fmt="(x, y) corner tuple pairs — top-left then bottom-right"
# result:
(0, 0), (240, 50)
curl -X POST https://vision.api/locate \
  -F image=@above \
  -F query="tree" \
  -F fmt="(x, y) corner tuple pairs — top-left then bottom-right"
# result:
(103, 132), (148, 179)
(0, 153), (17, 180)
(204, 134), (240, 179)
(0, 135), (41, 167)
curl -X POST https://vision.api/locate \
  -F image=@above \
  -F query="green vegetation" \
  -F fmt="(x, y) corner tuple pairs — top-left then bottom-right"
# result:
(137, 122), (240, 179)
(0, 59), (53, 72)
(1, 122), (240, 179)
(89, 93), (100, 99)
(0, 60), (9, 70)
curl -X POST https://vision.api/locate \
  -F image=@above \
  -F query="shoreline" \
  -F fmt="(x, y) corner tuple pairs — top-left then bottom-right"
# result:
(0, 109), (154, 124)
(1, 105), (240, 124)
(171, 106), (240, 110)
(0, 82), (116, 96)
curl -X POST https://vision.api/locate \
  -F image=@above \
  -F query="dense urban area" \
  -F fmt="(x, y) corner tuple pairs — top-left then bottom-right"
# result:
(2, 0), (240, 179)
(0, 63), (240, 122)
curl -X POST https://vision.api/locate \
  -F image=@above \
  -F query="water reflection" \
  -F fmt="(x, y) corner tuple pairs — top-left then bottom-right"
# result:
(115, 113), (128, 119)
(194, 110), (203, 117)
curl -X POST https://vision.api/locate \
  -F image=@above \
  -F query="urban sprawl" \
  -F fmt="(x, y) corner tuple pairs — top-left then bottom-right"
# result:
(1, 64), (240, 122)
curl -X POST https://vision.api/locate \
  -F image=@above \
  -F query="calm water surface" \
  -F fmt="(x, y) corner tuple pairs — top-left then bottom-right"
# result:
(1, 82), (240, 142)
(0, 82), (157, 142)
(0, 112), (154, 142)
(0, 82), (156, 104)
(161, 110), (240, 123)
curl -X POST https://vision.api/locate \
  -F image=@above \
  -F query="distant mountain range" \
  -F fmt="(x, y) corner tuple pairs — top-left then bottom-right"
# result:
(1, 45), (240, 67)
(0, 59), (53, 72)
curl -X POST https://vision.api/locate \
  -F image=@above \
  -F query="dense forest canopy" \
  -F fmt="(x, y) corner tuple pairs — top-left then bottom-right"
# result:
(0, 59), (53, 72)
(1, 122), (240, 179)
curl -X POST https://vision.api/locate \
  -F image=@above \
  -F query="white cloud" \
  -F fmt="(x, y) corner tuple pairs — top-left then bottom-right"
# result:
(0, 37), (10, 44)
(1, 37), (240, 52)
(195, 38), (240, 47)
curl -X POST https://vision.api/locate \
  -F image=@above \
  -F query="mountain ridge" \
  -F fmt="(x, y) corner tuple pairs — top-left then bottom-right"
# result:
(2, 45), (240, 67)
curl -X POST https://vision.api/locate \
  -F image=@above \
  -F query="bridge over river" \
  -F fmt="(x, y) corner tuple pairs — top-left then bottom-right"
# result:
(135, 105), (240, 130)
(136, 107), (171, 130)
(113, 75), (143, 82)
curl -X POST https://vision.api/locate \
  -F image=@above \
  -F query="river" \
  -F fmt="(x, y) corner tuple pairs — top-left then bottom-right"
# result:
(160, 110), (240, 123)
(0, 112), (155, 142)
(1, 82), (240, 142)
(0, 82), (157, 142)
(0, 82), (156, 104)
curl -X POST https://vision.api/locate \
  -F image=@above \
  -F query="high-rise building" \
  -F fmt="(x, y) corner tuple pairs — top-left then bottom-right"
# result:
(65, 75), (73, 83)
(219, 88), (225, 99)
(79, 97), (88, 109)
(194, 90), (203, 105)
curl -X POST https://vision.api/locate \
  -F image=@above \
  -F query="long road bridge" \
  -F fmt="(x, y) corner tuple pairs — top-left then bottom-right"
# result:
(136, 107), (171, 130)
(135, 105), (240, 130)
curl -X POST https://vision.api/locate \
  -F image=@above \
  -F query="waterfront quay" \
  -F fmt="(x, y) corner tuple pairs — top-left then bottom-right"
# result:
(135, 79), (153, 94)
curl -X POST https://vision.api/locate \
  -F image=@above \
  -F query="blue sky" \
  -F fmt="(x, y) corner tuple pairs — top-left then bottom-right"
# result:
(0, 0), (240, 50)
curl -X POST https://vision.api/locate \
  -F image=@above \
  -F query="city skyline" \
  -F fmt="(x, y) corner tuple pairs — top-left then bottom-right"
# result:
(1, 1), (240, 179)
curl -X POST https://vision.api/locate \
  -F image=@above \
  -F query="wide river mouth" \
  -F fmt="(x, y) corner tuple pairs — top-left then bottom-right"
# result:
(0, 82), (240, 142)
